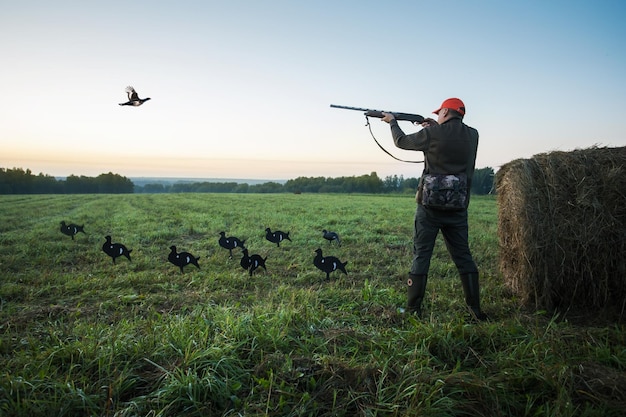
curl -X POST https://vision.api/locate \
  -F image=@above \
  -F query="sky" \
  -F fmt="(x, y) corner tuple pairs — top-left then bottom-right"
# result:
(1, 0), (625, 181)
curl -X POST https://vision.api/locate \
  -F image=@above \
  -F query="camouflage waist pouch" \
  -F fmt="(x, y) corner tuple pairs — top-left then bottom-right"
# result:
(420, 173), (468, 211)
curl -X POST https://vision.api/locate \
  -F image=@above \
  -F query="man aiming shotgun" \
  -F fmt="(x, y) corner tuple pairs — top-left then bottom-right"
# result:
(332, 99), (487, 321)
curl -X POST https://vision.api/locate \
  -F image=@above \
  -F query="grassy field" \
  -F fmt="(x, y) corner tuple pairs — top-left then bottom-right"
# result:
(0, 193), (624, 416)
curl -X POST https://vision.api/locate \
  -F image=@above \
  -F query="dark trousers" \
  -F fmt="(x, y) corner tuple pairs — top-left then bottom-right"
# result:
(411, 204), (478, 275)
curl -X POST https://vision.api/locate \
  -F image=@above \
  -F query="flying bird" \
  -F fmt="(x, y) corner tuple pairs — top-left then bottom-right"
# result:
(313, 248), (348, 280)
(218, 232), (246, 258)
(265, 228), (291, 247)
(322, 229), (341, 246)
(168, 245), (200, 273)
(102, 235), (132, 264)
(60, 221), (86, 240)
(119, 86), (151, 106)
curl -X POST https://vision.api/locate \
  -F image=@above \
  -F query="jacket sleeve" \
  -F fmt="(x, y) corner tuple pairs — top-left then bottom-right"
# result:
(390, 120), (430, 151)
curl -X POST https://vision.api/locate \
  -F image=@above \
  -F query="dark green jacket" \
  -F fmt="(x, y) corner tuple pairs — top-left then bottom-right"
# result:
(390, 117), (479, 206)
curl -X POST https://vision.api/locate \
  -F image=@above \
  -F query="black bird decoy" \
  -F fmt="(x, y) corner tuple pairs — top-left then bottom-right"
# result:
(322, 229), (341, 246)
(118, 86), (151, 106)
(102, 235), (132, 264)
(168, 245), (200, 273)
(219, 231), (246, 258)
(60, 221), (86, 240)
(240, 248), (267, 276)
(240, 248), (252, 271)
(313, 248), (348, 280)
(265, 228), (291, 247)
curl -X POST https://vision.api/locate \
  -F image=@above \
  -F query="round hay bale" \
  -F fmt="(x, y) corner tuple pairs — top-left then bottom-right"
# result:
(496, 146), (626, 316)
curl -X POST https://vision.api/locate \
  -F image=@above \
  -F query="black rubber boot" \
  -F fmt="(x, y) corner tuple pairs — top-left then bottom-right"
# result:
(460, 273), (487, 321)
(407, 274), (428, 317)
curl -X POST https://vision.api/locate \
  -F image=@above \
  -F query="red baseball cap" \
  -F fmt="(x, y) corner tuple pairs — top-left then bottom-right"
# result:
(433, 98), (465, 116)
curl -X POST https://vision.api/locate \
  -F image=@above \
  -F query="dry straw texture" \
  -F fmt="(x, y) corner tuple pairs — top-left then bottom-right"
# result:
(496, 146), (626, 316)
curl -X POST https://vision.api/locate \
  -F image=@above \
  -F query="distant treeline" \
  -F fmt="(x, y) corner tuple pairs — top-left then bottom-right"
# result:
(0, 168), (133, 194)
(1, 167), (495, 195)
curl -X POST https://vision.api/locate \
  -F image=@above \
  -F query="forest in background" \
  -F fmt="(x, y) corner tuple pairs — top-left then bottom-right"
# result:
(0, 167), (495, 195)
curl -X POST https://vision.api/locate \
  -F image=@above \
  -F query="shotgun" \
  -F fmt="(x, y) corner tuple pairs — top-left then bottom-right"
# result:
(330, 104), (425, 124)
(329, 104), (425, 163)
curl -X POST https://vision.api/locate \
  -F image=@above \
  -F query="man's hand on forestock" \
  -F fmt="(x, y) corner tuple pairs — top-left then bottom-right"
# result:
(381, 112), (395, 124)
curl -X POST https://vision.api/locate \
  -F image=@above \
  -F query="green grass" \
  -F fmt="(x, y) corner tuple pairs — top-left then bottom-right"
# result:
(0, 193), (624, 416)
